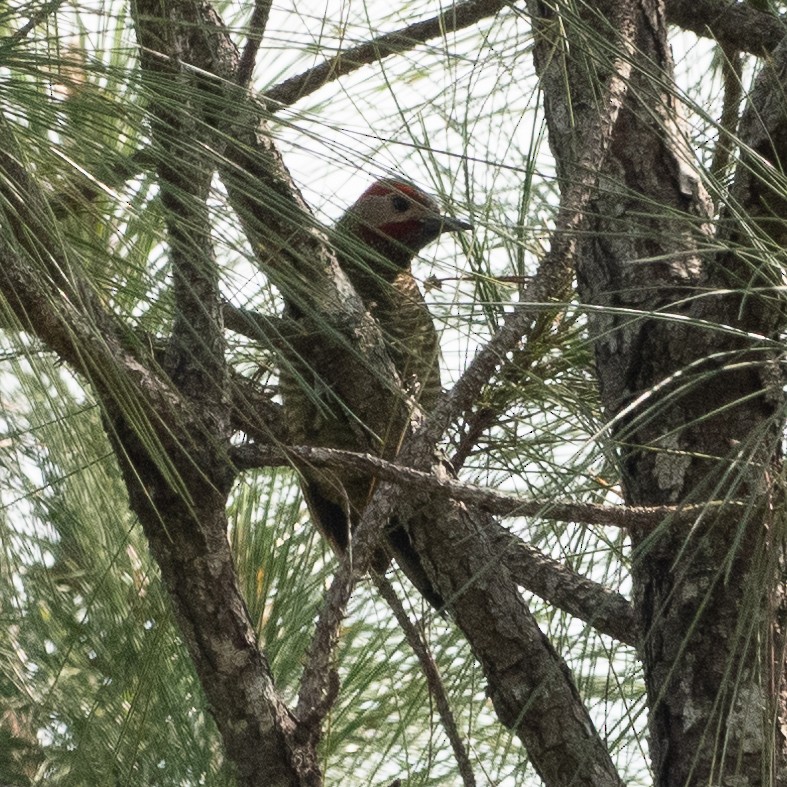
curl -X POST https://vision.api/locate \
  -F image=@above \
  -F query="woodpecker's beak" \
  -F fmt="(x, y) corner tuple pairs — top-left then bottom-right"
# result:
(421, 215), (472, 241)
(440, 215), (473, 234)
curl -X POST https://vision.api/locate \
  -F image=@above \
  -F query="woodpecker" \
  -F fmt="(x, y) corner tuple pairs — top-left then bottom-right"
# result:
(282, 179), (471, 606)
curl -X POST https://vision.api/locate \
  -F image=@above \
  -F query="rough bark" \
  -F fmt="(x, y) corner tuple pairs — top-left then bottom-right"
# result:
(86, 1), (309, 782)
(409, 501), (625, 786)
(0, 136), (301, 784)
(666, 0), (783, 55)
(10, 0), (787, 783)
(529, 0), (787, 784)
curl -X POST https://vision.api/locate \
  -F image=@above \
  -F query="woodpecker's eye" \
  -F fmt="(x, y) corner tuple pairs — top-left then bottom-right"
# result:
(391, 194), (410, 213)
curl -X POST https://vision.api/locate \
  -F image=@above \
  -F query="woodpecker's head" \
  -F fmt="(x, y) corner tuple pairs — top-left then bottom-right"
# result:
(337, 179), (472, 273)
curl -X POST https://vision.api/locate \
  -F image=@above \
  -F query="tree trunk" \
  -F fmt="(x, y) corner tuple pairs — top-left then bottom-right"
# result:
(529, 1), (787, 783)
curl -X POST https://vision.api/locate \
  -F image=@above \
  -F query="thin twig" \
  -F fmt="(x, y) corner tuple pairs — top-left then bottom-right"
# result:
(710, 42), (743, 193)
(231, 442), (736, 531)
(373, 576), (477, 787)
(294, 553), (353, 742)
(9, 0), (65, 43)
(237, 0), (274, 88)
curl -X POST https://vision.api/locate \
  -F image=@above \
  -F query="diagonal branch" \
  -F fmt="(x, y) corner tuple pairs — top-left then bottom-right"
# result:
(666, 0), (783, 56)
(230, 441), (736, 531)
(373, 576), (477, 787)
(264, 0), (507, 107)
(495, 535), (638, 647)
(237, 0), (275, 88)
(8, 0), (66, 43)
(293, 5), (639, 783)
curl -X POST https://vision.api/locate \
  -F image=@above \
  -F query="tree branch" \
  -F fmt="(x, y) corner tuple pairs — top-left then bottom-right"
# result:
(223, 303), (303, 350)
(494, 534), (638, 648)
(234, 440), (643, 647)
(264, 0), (507, 107)
(666, 0), (783, 56)
(8, 0), (66, 43)
(237, 0), (274, 88)
(135, 2), (231, 406)
(709, 43), (743, 189)
(373, 576), (477, 787)
(230, 441), (735, 531)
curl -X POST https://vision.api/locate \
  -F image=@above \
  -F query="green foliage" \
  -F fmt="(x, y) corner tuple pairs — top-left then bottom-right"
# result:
(0, 350), (230, 784)
(3, 0), (780, 785)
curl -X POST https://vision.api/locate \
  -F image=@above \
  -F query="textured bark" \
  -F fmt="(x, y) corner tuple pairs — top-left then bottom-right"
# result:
(530, 0), (787, 784)
(0, 139), (301, 784)
(666, 0), (783, 55)
(122, 2), (309, 783)
(408, 500), (625, 787)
